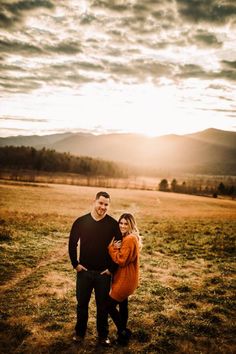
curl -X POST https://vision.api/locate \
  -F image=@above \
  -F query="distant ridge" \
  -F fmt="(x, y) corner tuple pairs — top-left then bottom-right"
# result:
(0, 128), (235, 175)
(187, 128), (236, 148)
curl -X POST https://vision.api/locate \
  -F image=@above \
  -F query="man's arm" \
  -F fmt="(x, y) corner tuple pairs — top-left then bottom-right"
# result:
(68, 220), (80, 269)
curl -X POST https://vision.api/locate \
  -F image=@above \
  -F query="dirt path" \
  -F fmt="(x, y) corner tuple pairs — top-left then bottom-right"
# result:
(0, 241), (68, 294)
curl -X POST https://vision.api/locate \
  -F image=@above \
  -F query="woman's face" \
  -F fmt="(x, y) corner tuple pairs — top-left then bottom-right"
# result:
(119, 218), (129, 235)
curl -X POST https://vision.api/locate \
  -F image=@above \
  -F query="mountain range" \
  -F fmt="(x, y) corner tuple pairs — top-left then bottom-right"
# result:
(0, 128), (235, 175)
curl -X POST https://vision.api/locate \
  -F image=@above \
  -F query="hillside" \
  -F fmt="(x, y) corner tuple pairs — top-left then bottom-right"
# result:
(0, 128), (235, 175)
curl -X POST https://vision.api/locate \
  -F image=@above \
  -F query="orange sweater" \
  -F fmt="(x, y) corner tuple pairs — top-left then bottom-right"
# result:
(108, 234), (139, 302)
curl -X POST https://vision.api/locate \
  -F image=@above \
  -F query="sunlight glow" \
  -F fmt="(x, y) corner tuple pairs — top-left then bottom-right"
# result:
(1, 79), (235, 137)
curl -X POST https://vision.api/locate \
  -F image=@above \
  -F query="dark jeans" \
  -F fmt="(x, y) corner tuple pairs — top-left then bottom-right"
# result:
(75, 270), (111, 338)
(107, 296), (128, 333)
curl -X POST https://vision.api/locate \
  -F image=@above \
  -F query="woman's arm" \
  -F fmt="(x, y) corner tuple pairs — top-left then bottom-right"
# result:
(108, 236), (137, 267)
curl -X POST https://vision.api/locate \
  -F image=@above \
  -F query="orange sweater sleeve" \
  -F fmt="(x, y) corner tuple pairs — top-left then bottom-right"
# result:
(108, 235), (138, 267)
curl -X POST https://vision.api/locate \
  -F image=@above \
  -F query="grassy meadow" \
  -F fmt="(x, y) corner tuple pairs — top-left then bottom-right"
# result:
(0, 180), (235, 353)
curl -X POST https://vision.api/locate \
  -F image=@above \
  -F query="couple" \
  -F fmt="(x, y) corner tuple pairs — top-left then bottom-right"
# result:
(68, 191), (141, 347)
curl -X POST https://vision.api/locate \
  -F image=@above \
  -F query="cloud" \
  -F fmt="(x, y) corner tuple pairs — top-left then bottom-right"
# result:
(218, 60), (236, 82)
(222, 60), (236, 70)
(0, 0), (235, 103)
(218, 96), (234, 102)
(176, 61), (236, 82)
(0, 69), (93, 94)
(0, 115), (48, 122)
(0, 38), (83, 57)
(91, 0), (132, 12)
(45, 41), (82, 55)
(0, 127), (29, 133)
(0, 62), (26, 72)
(176, 0), (236, 24)
(80, 12), (97, 25)
(106, 59), (174, 83)
(176, 64), (208, 79)
(196, 108), (236, 114)
(0, 77), (41, 93)
(193, 29), (222, 48)
(0, 39), (43, 55)
(0, 0), (55, 28)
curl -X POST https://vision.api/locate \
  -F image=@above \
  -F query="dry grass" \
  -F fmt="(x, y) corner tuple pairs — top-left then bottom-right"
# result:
(0, 181), (235, 353)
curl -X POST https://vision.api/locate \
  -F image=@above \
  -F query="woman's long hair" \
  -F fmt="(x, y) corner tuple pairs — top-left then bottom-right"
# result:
(118, 213), (142, 249)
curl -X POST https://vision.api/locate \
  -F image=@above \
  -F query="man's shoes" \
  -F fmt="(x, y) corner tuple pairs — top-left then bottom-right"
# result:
(124, 328), (132, 339)
(72, 333), (84, 343)
(97, 337), (111, 347)
(116, 329), (131, 346)
(118, 328), (132, 339)
(117, 338), (128, 346)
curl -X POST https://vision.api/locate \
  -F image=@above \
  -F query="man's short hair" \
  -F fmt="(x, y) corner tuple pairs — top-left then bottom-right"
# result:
(96, 191), (110, 200)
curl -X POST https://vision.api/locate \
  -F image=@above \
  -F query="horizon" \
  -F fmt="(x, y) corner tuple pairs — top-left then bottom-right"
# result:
(0, 1), (236, 137)
(0, 126), (235, 139)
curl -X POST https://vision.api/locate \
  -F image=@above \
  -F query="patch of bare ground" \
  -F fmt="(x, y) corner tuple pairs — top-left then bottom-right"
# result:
(0, 243), (68, 294)
(36, 271), (74, 300)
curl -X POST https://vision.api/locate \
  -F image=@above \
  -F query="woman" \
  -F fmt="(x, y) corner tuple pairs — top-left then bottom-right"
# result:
(107, 213), (142, 345)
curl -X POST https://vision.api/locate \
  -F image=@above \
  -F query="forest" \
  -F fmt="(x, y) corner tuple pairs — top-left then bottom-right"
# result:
(0, 146), (127, 178)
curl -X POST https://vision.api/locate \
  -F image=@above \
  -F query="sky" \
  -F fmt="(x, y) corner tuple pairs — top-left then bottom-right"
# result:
(0, 0), (236, 138)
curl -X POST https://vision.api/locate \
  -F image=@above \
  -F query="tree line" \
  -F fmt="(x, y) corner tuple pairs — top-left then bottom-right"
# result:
(158, 178), (236, 198)
(0, 146), (127, 178)
(1, 146), (235, 199)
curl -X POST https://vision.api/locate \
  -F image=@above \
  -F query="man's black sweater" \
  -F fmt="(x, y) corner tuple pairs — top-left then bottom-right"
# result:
(68, 213), (121, 272)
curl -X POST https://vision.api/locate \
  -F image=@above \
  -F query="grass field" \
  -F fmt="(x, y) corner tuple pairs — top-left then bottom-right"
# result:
(0, 180), (235, 353)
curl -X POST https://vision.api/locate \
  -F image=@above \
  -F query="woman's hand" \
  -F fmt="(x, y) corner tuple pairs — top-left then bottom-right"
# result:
(113, 240), (122, 249)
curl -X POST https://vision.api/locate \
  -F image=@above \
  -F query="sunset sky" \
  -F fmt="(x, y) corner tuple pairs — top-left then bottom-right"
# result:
(0, 0), (236, 137)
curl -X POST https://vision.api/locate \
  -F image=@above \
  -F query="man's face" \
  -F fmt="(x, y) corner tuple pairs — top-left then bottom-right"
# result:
(93, 196), (110, 218)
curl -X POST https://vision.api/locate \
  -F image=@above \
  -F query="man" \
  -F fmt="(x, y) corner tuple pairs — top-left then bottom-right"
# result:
(68, 191), (121, 347)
